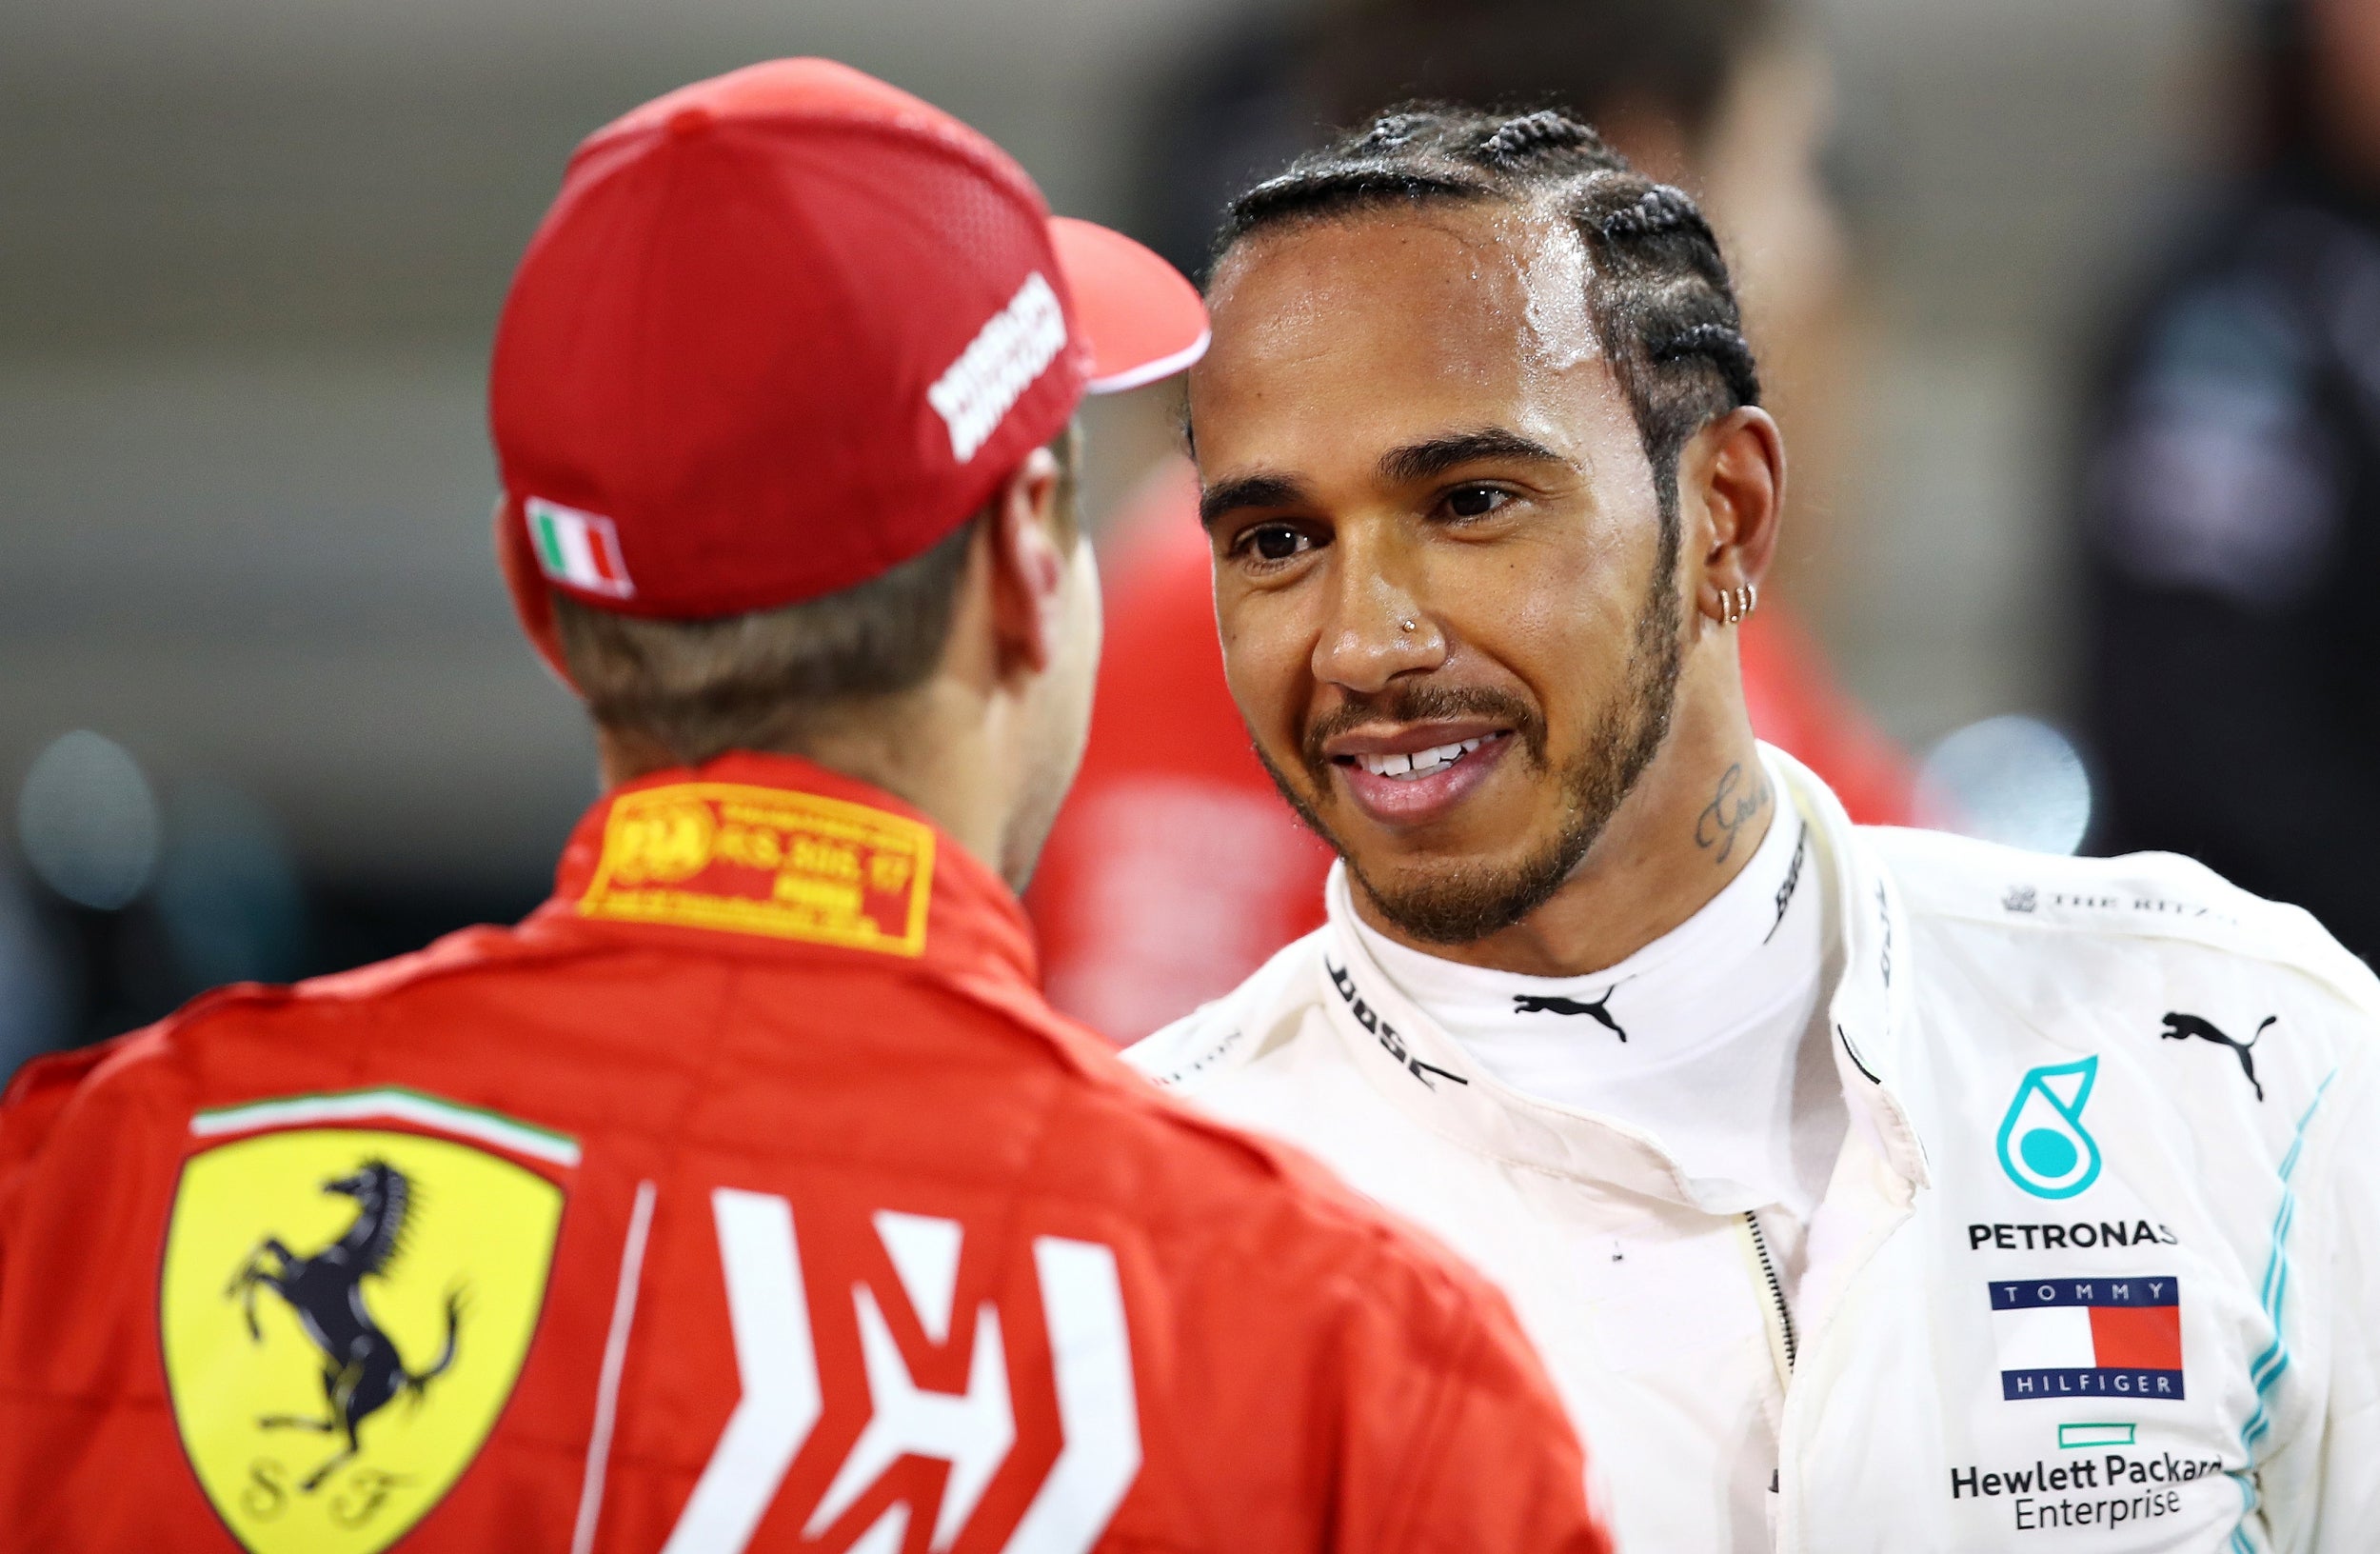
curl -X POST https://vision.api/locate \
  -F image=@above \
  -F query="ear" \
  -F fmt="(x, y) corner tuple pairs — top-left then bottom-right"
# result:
(982, 445), (1069, 680)
(1685, 407), (1786, 624)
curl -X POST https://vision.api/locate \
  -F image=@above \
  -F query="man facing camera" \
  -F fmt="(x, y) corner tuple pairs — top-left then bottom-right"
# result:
(1130, 106), (2380, 1551)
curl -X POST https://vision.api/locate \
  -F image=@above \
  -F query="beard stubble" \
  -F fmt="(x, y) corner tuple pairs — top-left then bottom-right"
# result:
(1253, 558), (1685, 945)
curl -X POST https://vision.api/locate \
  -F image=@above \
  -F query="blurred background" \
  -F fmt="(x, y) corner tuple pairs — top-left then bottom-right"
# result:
(1, 0), (2356, 1072)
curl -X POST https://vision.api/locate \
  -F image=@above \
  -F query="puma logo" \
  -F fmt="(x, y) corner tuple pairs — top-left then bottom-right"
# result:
(2159, 1012), (2274, 1102)
(1514, 988), (1628, 1043)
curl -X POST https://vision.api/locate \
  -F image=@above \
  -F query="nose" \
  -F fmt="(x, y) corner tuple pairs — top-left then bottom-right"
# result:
(1311, 549), (1444, 695)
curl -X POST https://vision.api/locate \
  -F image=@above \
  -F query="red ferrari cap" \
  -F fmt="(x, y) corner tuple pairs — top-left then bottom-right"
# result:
(488, 58), (1209, 680)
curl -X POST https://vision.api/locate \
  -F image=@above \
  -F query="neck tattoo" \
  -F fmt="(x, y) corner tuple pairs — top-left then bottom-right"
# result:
(1694, 760), (1773, 865)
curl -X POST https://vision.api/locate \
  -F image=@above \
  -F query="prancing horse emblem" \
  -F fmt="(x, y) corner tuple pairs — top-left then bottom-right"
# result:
(1514, 987), (1629, 1043)
(226, 1161), (466, 1490)
(2159, 1012), (2274, 1102)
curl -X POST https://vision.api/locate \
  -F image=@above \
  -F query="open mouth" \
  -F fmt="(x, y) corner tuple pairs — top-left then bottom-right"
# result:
(1344, 735), (1494, 781)
(1320, 724), (1517, 826)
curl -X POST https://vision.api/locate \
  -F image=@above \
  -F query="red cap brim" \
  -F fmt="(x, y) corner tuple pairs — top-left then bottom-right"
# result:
(1049, 217), (1209, 394)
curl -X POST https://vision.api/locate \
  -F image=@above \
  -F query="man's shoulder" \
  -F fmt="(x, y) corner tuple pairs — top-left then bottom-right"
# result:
(1870, 825), (2380, 1017)
(1122, 926), (1333, 1090)
(0, 984), (281, 1204)
(0, 925), (578, 1167)
(1066, 1045), (1600, 1546)
(1034, 966), (1503, 1327)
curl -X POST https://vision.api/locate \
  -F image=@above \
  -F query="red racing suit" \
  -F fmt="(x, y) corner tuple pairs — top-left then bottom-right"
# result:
(0, 752), (1606, 1554)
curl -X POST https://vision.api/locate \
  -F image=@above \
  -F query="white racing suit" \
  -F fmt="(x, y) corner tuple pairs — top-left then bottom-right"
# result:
(1126, 748), (2380, 1551)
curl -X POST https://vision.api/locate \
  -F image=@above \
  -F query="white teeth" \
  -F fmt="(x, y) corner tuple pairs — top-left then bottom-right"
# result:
(1356, 736), (1487, 780)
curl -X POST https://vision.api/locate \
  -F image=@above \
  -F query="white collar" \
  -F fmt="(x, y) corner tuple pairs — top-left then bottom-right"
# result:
(1347, 779), (1815, 1062)
(1308, 745), (1930, 1209)
(1346, 787), (1833, 1213)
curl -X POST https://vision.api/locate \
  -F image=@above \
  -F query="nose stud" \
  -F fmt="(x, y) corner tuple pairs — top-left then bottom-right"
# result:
(1398, 619), (1418, 633)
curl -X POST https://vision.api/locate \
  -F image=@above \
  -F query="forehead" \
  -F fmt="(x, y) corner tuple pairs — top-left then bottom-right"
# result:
(1192, 202), (1632, 470)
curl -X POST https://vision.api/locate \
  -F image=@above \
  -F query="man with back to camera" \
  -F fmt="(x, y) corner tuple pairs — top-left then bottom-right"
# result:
(0, 62), (1612, 1553)
(1127, 105), (2380, 1549)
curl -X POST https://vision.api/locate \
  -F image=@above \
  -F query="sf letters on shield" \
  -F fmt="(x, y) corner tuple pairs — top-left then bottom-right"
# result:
(159, 1107), (567, 1554)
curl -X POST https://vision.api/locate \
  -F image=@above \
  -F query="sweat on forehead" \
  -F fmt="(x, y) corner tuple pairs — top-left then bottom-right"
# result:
(1203, 105), (1760, 519)
(1206, 203), (1606, 378)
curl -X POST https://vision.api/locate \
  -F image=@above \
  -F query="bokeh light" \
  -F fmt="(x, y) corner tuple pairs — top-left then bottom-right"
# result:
(16, 730), (163, 910)
(1915, 715), (2092, 856)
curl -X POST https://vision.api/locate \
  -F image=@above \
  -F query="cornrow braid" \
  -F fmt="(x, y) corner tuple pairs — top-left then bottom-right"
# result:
(1596, 184), (1707, 242)
(1213, 103), (1760, 533)
(1357, 111), (1427, 149)
(1654, 322), (1760, 408)
(1479, 109), (1595, 165)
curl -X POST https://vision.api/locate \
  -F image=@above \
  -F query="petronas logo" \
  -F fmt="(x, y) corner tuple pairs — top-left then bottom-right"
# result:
(1995, 1057), (2103, 1200)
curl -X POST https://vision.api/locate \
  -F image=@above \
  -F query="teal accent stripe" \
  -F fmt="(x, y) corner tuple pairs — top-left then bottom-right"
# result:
(2230, 1071), (2338, 1538)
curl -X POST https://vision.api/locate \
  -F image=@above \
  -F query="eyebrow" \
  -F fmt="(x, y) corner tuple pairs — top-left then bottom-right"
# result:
(1199, 473), (1314, 528)
(1196, 426), (1567, 528)
(1378, 428), (1567, 486)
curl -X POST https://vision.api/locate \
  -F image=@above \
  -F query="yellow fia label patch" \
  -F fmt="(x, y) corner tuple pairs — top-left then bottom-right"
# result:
(578, 782), (934, 955)
(159, 1126), (564, 1554)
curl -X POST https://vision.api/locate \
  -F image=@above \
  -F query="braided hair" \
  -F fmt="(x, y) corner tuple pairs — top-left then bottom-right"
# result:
(1215, 104), (1760, 531)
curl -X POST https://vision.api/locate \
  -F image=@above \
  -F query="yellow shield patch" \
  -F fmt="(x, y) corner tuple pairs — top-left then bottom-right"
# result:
(159, 1122), (565, 1554)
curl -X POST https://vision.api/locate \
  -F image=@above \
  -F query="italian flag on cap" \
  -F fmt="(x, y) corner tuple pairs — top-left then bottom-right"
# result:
(526, 497), (634, 597)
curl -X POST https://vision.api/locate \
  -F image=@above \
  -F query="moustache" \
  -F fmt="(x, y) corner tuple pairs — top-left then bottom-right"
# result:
(1299, 682), (1548, 784)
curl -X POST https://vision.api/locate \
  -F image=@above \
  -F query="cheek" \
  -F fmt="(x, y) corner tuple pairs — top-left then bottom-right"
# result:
(1215, 580), (1315, 747)
(1430, 524), (1647, 702)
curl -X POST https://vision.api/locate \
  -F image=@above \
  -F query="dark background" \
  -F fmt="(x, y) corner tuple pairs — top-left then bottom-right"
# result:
(0, 0), (2244, 1072)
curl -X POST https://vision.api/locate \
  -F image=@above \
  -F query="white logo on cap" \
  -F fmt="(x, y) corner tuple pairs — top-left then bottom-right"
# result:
(928, 272), (1067, 464)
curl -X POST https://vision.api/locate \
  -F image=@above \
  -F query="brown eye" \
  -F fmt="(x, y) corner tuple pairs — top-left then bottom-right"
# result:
(1445, 485), (1507, 520)
(1248, 525), (1310, 561)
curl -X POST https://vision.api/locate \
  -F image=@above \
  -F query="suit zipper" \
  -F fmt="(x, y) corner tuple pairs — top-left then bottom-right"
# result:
(1743, 1209), (1796, 1375)
(1744, 1209), (1798, 1527)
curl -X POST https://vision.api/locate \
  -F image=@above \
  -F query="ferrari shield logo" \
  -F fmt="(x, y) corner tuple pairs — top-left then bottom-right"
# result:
(159, 1112), (566, 1554)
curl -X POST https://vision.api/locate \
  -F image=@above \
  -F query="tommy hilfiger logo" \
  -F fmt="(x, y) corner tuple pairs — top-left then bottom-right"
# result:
(1992, 1276), (2183, 1402)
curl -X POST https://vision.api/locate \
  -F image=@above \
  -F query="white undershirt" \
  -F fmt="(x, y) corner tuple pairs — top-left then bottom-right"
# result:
(1350, 761), (1846, 1223)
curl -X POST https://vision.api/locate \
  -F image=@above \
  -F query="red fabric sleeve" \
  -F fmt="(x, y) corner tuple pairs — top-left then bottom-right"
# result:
(1376, 1303), (1610, 1554)
(0, 1044), (117, 1307)
(1325, 1241), (1611, 1554)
